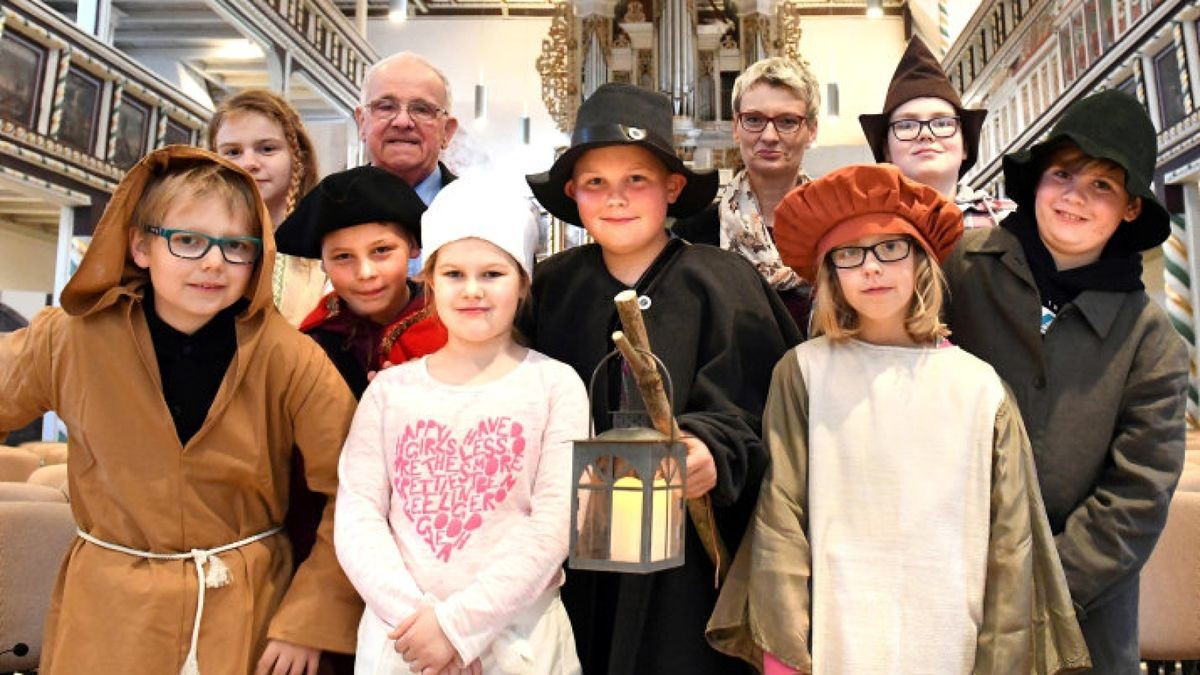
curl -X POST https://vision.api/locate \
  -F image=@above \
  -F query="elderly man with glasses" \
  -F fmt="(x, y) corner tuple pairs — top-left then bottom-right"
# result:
(356, 52), (459, 205)
(355, 52), (458, 276)
(674, 56), (821, 330)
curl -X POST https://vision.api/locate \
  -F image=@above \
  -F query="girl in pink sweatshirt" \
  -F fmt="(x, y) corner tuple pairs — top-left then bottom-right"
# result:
(334, 175), (588, 675)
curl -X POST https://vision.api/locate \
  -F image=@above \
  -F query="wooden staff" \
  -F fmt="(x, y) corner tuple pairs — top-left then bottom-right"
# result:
(612, 290), (729, 583)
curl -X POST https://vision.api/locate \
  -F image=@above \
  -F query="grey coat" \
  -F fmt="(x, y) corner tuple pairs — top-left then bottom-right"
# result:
(943, 226), (1189, 674)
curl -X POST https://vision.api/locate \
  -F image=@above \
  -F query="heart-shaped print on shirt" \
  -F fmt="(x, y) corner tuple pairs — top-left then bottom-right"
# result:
(393, 416), (527, 561)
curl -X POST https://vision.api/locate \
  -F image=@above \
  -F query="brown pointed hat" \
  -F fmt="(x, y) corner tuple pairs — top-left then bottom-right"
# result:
(858, 36), (988, 177)
(773, 164), (964, 283)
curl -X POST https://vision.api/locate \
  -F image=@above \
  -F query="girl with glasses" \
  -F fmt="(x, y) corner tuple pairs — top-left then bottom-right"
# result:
(859, 37), (1015, 230)
(706, 164), (1087, 675)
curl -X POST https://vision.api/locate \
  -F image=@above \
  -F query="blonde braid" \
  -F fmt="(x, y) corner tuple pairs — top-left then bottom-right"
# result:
(282, 125), (305, 217)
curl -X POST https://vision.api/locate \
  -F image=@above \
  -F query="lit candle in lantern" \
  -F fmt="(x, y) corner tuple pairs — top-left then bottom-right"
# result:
(610, 476), (669, 562)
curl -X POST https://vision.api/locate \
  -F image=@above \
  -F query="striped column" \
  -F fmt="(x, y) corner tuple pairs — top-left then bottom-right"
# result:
(1165, 213), (1199, 428)
(156, 106), (168, 147)
(939, 1), (950, 57)
(49, 47), (72, 138)
(1173, 22), (1193, 115)
(107, 80), (124, 162)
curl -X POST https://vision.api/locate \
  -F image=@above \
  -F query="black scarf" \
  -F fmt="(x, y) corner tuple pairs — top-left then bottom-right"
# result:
(144, 288), (245, 445)
(1001, 209), (1143, 313)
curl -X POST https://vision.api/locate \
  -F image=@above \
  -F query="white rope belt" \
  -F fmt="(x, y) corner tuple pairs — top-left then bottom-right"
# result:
(76, 526), (282, 675)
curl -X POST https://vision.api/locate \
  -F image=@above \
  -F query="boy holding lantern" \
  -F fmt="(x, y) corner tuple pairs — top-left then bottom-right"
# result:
(521, 83), (801, 674)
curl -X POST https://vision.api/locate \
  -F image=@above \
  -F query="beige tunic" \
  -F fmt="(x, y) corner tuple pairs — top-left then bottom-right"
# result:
(0, 147), (363, 674)
(273, 253), (327, 327)
(707, 338), (1090, 674)
(805, 340), (992, 672)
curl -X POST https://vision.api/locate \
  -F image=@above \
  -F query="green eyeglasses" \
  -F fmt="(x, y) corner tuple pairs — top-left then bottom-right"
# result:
(145, 227), (262, 265)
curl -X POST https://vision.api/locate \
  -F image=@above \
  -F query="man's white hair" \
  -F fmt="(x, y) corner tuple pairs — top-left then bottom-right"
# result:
(360, 52), (453, 109)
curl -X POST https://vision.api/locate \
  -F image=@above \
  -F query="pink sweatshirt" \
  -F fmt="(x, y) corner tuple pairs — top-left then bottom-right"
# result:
(334, 350), (589, 664)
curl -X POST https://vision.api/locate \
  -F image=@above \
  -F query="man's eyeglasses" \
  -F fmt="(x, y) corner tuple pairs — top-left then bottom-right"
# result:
(365, 97), (447, 124)
(888, 116), (961, 141)
(828, 238), (913, 269)
(145, 227), (262, 265)
(736, 112), (808, 135)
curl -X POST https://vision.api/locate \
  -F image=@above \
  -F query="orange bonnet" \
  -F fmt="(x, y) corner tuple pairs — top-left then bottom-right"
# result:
(773, 164), (964, 282)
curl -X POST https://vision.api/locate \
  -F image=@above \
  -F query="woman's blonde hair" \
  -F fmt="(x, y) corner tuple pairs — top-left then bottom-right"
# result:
(810, 241), (949, 343)
(207, 89), (319, 218)
(732, 56), (821, 125)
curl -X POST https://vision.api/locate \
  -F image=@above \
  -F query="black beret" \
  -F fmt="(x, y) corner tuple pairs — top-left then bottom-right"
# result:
(275, 165), (427, 259)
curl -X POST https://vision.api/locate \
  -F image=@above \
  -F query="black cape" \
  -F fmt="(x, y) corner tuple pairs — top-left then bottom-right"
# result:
(520, 238), (802, 674)
(672, 207), (814, 333)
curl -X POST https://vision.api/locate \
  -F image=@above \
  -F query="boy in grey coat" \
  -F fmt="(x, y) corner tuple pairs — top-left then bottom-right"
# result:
(943, 90), (1189, 674)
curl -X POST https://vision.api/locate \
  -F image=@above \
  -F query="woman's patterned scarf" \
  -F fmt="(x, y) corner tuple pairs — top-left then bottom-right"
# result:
(718, 169), (811, 290)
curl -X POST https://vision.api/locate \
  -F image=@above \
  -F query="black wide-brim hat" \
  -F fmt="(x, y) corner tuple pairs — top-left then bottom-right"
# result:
(858, 36), (988, 178)
(526, 83), (718, 227)
(1002, 89), (1169, 252)
(275, 165), (427, 259)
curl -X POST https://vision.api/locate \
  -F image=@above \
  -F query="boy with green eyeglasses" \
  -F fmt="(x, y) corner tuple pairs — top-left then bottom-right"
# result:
(0, 146), (362, 674)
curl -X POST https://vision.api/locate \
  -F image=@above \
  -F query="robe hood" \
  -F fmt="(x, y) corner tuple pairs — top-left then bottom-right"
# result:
(60, 145), (275, 318)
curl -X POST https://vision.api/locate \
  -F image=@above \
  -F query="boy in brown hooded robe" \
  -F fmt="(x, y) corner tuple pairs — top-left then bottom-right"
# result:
(0, 146), (362, 674)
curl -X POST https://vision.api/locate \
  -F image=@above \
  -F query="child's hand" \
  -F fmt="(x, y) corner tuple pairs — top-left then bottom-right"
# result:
(389, 605), (460, 674)
(255, 639), (320, 675)
(367, 361), (396, 383)
(681, 434), (717, 498)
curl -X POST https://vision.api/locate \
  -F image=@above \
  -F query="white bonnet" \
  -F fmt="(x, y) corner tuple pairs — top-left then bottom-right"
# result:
(421, 173), (541, 275)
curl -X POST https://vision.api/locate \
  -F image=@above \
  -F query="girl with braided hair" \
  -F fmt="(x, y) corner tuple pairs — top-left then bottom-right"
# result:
(209, 89), (327, 326)
(210, 91), (360, 675)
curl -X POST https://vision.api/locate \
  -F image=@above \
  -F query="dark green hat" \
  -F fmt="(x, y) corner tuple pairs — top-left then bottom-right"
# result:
(275, 165), (427, 259)
(526, 83), (718, 227)
(1002, 89), (1169, 252)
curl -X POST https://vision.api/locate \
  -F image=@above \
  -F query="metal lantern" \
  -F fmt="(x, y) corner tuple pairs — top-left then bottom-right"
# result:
(568, 351), (687, 573)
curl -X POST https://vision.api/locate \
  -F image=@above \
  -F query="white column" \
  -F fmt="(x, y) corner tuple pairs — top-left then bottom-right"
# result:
(1185, 182), (1200, 353)
(355, 0), (368, 37)
(1182, 17), (1200, 113)
(74, 0), (112, 41)
(1140, 54), (1163, 130)
(52, 207), (73, 307)
(42, 205), (75, 441)
(347, 117), (363, 168)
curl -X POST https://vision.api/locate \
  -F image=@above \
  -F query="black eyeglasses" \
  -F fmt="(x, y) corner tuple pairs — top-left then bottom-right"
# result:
(736, 112), (808, 135)
(888, 116), (960, 141)
(145, 227), (262, 265)
(364, 97), (447, 124)
(829, 238), (913, 269)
